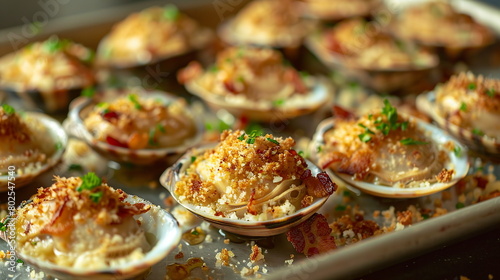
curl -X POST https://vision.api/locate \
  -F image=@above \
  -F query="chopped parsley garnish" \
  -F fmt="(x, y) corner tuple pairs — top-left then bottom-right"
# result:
(335, 205), (347, 211)
(455, 202), (465, 209)
(238, 130), (262, 144)
(486, 88), (496, 97)
(2, 104), (15, 115)
(191, 229), (200, 236)
(358, 99), (408, 142)
(400, 138), (429, 145)
(237, 76), (245, 83)
(81, 87), (96, 98)
(190, 156), (197, 163)
(128, 94), (142, 110)
(16, 259), (24, 264)
(453, 146), (462, 157)
(298, 150), (305, 157)
(467, 83), (477, 90)
(55, 141), (64, 151)
(472, 128), (484, 136)
(208, 65), (218, 73)
(148, 128), (158, 146)
(205, 120), (231, 132)
(68, 164), (83, 172)
(299, 71), (310, 79)
(156, 124), (166, 133)
(359, 133), (372, 143)
(96, 102), (109, 109)
(272, 99), (285, 107)
(266, 137), (280, 145)
(89, 191), (104, 203)
(316, 145), (322, 153)
(163, 4), (180, 21)
(43, 37), (68, 53)
(78, 172), (102, 192)
(342, 190), (352, 197)
(459, 102), (467, 112)
(0, 218), (10, 232)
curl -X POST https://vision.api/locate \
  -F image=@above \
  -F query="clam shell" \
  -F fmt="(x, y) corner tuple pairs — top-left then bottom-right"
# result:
(0, 196), (181, 280)
(309, 117), (470, 198)
(160, 146), (330, 237)
(0, 112), (67, 192)
(185, 76), (333, 122)
(416, 90), (500, 157)
(63, 92), (204, 165)
(305, 33), (439, 93)
(63, 90), (204, 165)
(95, 28), (213, 69)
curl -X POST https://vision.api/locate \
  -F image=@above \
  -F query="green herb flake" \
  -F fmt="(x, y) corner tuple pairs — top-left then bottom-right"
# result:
(163, 4), (180, 21)
(472, 128), (484, 136)
(237, 133), (246, 141)
(1, 104), (16, 115)
(453, 146), (462, 157)
(272, 99), (285, 107)
(455, 202), (465, 209)
(335, 205), (347, 211)
(68, 164), (83, 172)
(127, 94), (142, 110)
(342, 190), (351, 197)
(96, 102), (109, 109)
(400, 138), (429, 145)
(246, 138), (256, 144)
(316, 146), (322, 153)
(208, 65), (218, 73)
(148, 128), (158, 146)
(191, 229), (200, 236)
(422, 213), (430, 220)
(459, 102), (467, 112)
(486, 88), (496, 97)
(358, 133), (372, 143)
(156, 124), (166, 133)
(299, 71), (310, 79)
(89, 191), (104, 203)
(55, 141), (64, 151)
(43, 37), (67, 53)
(16, 259), (24, 264)
(190, 156), (197, 163)
(467, 83), (477, 90)
(81, 87), (96, 98)
(266, 138), (280, 145)
(78, 172), (102, 192)
(0, 218), (9, 232)
(298, 150), (305, 157)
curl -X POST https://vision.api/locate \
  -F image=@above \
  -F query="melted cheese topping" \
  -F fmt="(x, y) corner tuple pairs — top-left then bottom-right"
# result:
(193, 47), (308, 101)
(84, 94), (196, 149)
(0, 38), (94, 93)
(323, 18), (436, 69)
(100, 6), (202, 65)
(15, 176), (151, 269)
(435, 72), (500, 140)
(392, 1), (494, 48)
(0, 109), (54, 175)
(228, 0), (312, 47)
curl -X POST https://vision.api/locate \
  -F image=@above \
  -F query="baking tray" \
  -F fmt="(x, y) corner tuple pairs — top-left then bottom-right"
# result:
(1, 0), (500, 279)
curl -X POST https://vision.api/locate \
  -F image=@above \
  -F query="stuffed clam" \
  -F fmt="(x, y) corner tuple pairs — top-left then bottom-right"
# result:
(160, 130), (337, 236)
(0, 173), (181, 280)
(179, 46), (332, 121)
(0, 105), (67, 191)
(417, 72), (500, 156)
(310, 100), (469, 198)
(390, 1), (494, 55)
(306, 18), (439, 93)
(300, 0), (383, 21)
(0, 37), (95, 112)
(64, 88), (203, 165)
(217, 0), (315, 48)
(96, 5), (213, 69)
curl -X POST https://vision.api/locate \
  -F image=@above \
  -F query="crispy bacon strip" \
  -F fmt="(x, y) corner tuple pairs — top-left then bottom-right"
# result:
(301, 169), (337, 197)
(286, 213), (336, 257)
